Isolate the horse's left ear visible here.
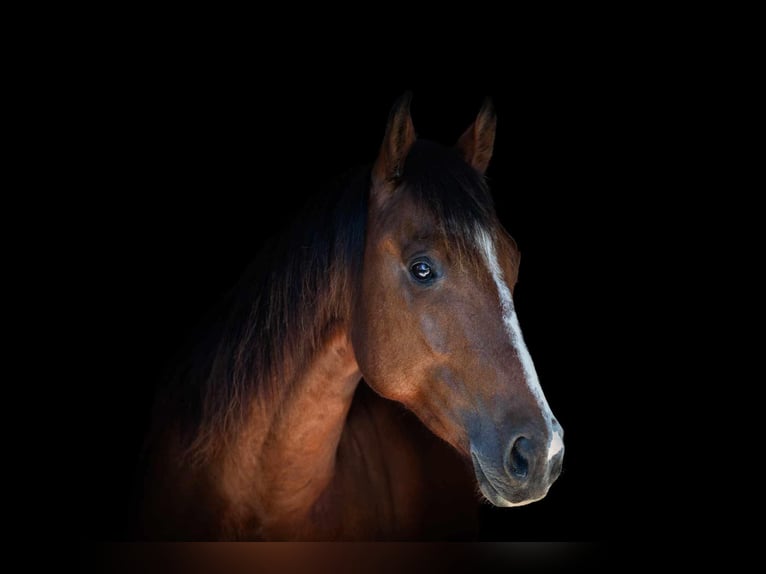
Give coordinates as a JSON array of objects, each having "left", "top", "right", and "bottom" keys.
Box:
[{"left": 456, "top": 98, "right": 496, "bottom": 175}]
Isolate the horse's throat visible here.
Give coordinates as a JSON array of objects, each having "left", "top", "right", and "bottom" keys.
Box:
[{"left": 334, "top": 383, "right": 478, "bottom": 538}]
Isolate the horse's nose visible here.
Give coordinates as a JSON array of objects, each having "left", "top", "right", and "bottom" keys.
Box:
[
  {"left": 503, "top": 423, "right": 564, "bottom": 483},
  {"left": 505, "top": 436, "right": 534, "bottom": 480}
]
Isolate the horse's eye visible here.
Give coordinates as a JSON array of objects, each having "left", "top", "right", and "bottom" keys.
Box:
[{"left": 410, "top": 261, "right": 434, "bottom": 282}]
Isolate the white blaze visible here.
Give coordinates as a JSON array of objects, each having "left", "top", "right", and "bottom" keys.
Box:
[
  {"left": 474, "top": 227, "right": 559, "bottom": 453},
  {"left": 547, "top": 430, "right": 564, "bottom": 461}
]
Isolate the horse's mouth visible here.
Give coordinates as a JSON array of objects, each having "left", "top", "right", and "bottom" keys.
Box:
[{"left": 470, "top": 451, "right": 544, "bottom": 508}]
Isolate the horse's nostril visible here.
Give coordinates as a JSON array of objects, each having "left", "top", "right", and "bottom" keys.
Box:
[{"left": 508, "top": 437, "right": 530, "bottom": 479}]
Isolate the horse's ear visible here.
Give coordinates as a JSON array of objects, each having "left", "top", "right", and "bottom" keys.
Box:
[
  {"left": 456, "top": 97, "right": 496, "bottom": 175},
  {"left": 372, "top": 92, "right": 416, "bottom": 195}
]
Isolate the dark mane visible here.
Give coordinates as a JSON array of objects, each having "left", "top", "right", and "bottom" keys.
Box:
[{"left": 156, "top": 139, "right": 498, "bottom": 462}]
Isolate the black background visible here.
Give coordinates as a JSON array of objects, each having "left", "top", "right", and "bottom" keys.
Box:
[{"left": 78, "top": 75, "right": 651, "bottom": 543}]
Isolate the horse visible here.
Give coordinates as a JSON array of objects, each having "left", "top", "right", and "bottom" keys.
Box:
[{"left": 137, "top": 93, "right": 565, "bottom": 540}]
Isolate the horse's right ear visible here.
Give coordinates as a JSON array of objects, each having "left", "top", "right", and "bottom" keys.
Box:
[
  {"left": 456, "top": 97, "right": 496, "bottom": 175},
  {"left": 371, "top": 92, "right": 416, "bottom": 199}
]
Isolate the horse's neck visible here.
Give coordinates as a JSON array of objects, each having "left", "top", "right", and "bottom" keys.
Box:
[
  {"left": 204, "top": 327, "right": 475, "bottom": 540},
  {"left": 220, "top": 326, "right": 361, "bottom": 536}
]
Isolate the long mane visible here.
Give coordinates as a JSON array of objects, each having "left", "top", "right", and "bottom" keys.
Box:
[{"left": 152, "top": 140, "right": 498, "bottom": 463}]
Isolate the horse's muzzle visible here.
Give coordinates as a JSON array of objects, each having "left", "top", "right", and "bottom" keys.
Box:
[{"left": 470, "top": 420, "right": 564, "bottom": 507}]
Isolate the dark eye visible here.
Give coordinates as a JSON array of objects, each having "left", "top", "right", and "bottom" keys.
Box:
[{"left": 410, "top": 260, "right": 435, "bottom": 283}]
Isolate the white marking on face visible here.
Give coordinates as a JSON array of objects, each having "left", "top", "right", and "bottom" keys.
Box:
[
  {"left": 474, "top": 227, "right": 556, "bottom": 427},
  {"left": 547, "top": 430, "right": 564, "bottom": 461}
]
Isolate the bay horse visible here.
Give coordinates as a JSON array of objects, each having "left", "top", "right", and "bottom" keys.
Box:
[{"left": 138, "top": 94, "right": 564, "bottom": 540}]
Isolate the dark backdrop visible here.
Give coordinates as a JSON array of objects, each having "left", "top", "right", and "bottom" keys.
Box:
[{"left": 80, "top": 82, "right": 635, "bottom": 543}]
